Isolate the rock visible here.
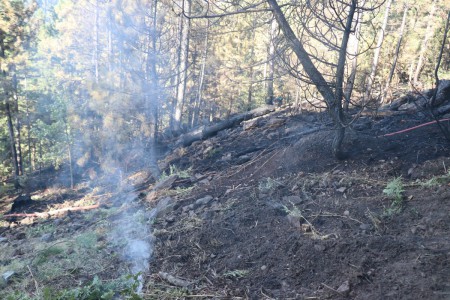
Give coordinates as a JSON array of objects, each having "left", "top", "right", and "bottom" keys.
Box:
[
  {"left": 53, "top": 218, "right": 63, "bottom": 226},
  {"left": 336, "top": 187, "right": 347, "bottom": 193},
  {"left": 314, "top": 244, "right": 326, "bottom": 252},
  {"left": 359, "top": 223, "right": 371, "bottom": 231},
  {"left": 343, "top": 210, "right": 350, "bottom": 216},
  {"left": 0, "top": 237, "right": 7, "bottom": 243},
  {"left": 198, "top": 178, "right": 210, "bottom": 185},
  {"left": 195, "top": 195, "right": 213, "bottom": 207},
  {"left": 261, "top": 265, "right": 267, "bottom": 271},
  {"left": 154, "top": 175, "right": 179, "bottom": 191},
  {"left": 1, "top": 271, "right": 15, "bottom": 287},
  {"left": 337, "top": 280, "right": 351, "bottom": 295},
  {"left": 20, "top": 217, "right": 34, "bottom": 226},
  {"left": 267, "top": 117, "right": 286, "bottom": 128},
  {"left": 435, "top": 79, "right": 450, "bottom": 106},
  {"left": 243, "top": 117, "right": 264, "bottom": 130},
  {"left": 282, "top": 195, "right": 303, "bottom": 204},
  {"left": 154, "top": 197, "right": 175, "bottom": 218},
  {"left": 40, "top": 233, "right": 53, "bottom": 243},
  {"left": 182, "top": 204, "right": 195, "bottom": 213}
]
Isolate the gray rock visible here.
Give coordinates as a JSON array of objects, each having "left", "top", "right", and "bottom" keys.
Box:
[
  {"left": 337, "top": 280, "right": 350, "bottom": 295},
  {"left": 1, "top": 271, "right": 15, "bottom": 286},
  {"left": 195, "top": 195, "right": 213, "bottom": 207},
  {"left": 0, "top": 237, "right": 7, "bottom": 243},
  {"left": 282, "top": 195, "right": 303, "bottom": 204},
  {"left": 359, "top": 223, "right": 372, "bottom": 231},
  {"left": 40, "top": 233, "right": 53, "bottom": 243}
]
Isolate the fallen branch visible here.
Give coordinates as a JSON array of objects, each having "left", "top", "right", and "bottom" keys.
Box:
[
  {"left": 176, "top": 105, "right": 275, "bottom": 147},
  {"left": 3, "top": 204, "right": 100, "bottom": 219},
  {"left": 158, "top": 271, "right": 192, "bottom": 288}
]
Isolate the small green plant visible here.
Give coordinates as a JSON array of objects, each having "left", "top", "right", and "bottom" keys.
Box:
[
  {"left": 383, "top": 177, "right": 404, "bottom": 216},
  {"left": 418, "top": 171, "right": 450, "bottom": 187},
  {"left": 38, "top": 275, "right": 142, "bottom": 300},
  {"left": 35, "top": 246, "right": 65, "bottom": 265},
  {"left": 258, "top": 177, "right": 282, "bottom": 193},
  {"left": 282, "top": 204, "right": 302, "bottom": 218},
  {"left": 160, "top": 165, "right": 191, "bottom": 180},
  {"left": 223, "top": 269, "right": 249, "bottom": 279},
  {"left": 75, "top": 232, "right": 98, "bottom": 249}
]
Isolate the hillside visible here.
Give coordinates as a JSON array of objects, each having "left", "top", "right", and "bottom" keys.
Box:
[{"left": 1, "top": 102, "right": 449, "bottom": 299}]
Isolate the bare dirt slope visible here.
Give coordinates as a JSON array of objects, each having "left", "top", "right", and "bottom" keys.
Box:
[
  {"left": 1, "top": 107, "right": 449, "bottom": 299},
  {"left": 150, "top": 109, "right": 450, "bottom": 299}
]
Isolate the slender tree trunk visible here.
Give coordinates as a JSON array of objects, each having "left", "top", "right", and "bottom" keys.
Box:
[
  {"left": 193, "top": 21, "right": 209, "bottom": 127},
  {"left": 173, "top": 0, "right": 191, "bottom": 132},
  {"left": 25, "top": 75, "right": 32, "bottom": 173},
  {"left": 413, "top": 0, "right": 437, "bottom": 85},
  {"left": 12, "top": 74, "right": 23, "bottom": 175},
  {"left": 65, "top": 125, "right": 74, "bottom": 189},
  {"left": 5, "top": 99, "right": 20, "bottom": 188},
  {"left": 344, "top": 12, "right": 361, "bottom": 111},
  {"left": 144, "top": 0, "right": 161, "bottom": 179},
  {"left": 266, "top": 17, "right": 277, "bottom": 105},
  {"left": 94, "top": 0, "right": 99, "bottom": 83},
  {"left": 364, "top": 0, "right": 393, "bottom": 103},
  {"left": 267, "top": 0, "right": 355, "bottom": 158},
  {"left": 382, "top": 4, "right": 409, "bottom": 103}
]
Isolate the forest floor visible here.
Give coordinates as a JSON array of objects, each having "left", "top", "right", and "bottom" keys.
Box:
[{"left": 1, "top": 105, "right": 450, "bottom": 299}]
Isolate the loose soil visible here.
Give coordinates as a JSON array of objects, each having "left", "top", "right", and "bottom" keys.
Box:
[{"left": 1, "top": 107, "right": 449, "bottom": 299}]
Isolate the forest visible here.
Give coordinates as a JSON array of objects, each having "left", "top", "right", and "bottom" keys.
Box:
[{"left": 1, "top": 0, "right": 450, "bottom": 299}]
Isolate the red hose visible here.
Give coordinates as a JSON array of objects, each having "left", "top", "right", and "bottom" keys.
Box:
[{"left": 381, "top": 118, "right": 450, "bottom": 137}]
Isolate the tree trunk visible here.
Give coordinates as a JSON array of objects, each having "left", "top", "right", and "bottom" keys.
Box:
[
  {"left": 413, "top": 0, "right": 437, "bottom": 85},
  {"left": 5, "top": 100, "right": 20, "bottom": 189},
  {"left": 94, "top": 0, "right": 99, "bottom": 83},
  {"left": 144, "top": 0, "right": 161, "bottom": 179},
  {"left": 364, "top": 0, "right": 393, "bottom": 103},
  {"left": 267, "top": 0, "right": 354, "bottom": 158},
  {"left": 266, "top": 17, "right": 277, "bottom": 105},
  {"left": 382, "top": 4, "right": 408, "bottom": 103},
  {"left": 173, "top": 0, "right": 191, "bottom": 132},
  {"left": 12, "top": 74, "right": 23, "bottom": 175},
  {"left": 176, "top": 105, "right": 275, "bottom": 147},
  {"left": 192, "top": 20, "right": 209, "bottom": 127},
  {"left": 344, "top": 11, "right": 361, "bottom": 111}
]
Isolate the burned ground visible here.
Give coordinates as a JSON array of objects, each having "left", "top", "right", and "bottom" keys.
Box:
[{"left": 1, "top": 106, "right": 450, "bottom": 299}]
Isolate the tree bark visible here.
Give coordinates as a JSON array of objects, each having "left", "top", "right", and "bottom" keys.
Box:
[
  {"left": 267, "top": 0, "right": 355, "bottom": 158},
  {"left": 192, "top": 21, "right": 209, "bottom": 127},
  {"left": 266, "top": 17, "right": 277, "bottom": 105},
  {"left": 413, "top": 0, "right": 437, "bottom": 85},
  {"left": 382, "top": 4, "right": 408, "bottom": 103},
  {"left": 176, "top": 105, "right": 275, "bottom": 147},
  {"left": 12, "top": 74, "right": 23, "bottom": 175},
  {"left": 5, "top": 100, "right": 20, "bottom": 189},
  {"left": 173, "top": 0, "right": 191, "bottom": 132},
  {"left": 364, "top": 0, "right": 393, "bottom": 103},
  {"left": 344, "top": 11, "right": 361, "bottom": 111}
]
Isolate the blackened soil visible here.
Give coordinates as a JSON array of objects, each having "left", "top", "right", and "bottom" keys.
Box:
[{"left": 150, "top": 109, "right": 450, "bottom": 299}]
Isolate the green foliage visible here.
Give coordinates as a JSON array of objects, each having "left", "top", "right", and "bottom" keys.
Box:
[
  {"left": 383, "top": 177, "right": 405, "bottom": 216},
  {"left": 41, "top": 275, "right": 142, "bottom": 300},
  {"left": 418, "top": 171, "right": 450, "bottom": 188}
]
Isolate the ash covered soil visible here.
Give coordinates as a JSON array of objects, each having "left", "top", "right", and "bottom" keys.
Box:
[
  {"left": 150, "top": 108, "right": 450, "bottom": 299},
  {"left": 1, "top": 107, "right": 450, "bottom": 299}
]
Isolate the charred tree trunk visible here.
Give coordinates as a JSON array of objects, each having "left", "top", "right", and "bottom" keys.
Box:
[
  {"left": 12, "top": 74, "right": 23, "bottom": 175},
  {"left": 267, "top": 0, "right": 356, "bottom": 159},
  {"left": 344, "top": 12, "right": 361, "bottom": 111}
]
